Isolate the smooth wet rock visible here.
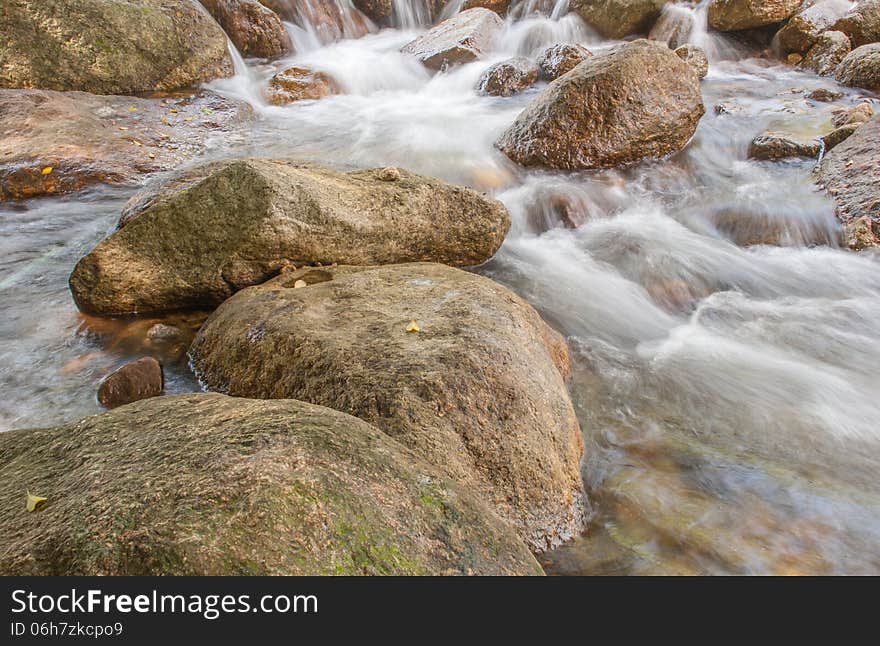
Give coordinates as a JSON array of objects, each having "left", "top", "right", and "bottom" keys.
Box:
[
  {"left": 834, "top": 43, "right": 880, "bottom": 90},
  {"left": 0, "top": 394, "right": 542, "bottom": 575},
  {"left": 711, "top": 204, "right": 839, "bottom": 247},
  {"left": 800, "top": 30, "right": 851, "bottom": 75},
  {"left": 266, "top": 67, "right": 340, "bottom": 105},
  {"left": 261, "top": 0, "right": 371, "bottom": 44},
  {"left": 806, "top": 87, "right": 843, "bottom": 101},
  {"left": 649, "top": 5, "right": 696, "bottom": 48},
  {"left": 820, "top": 123, "right": 859, "bottom": 150},
  {"left": 496, "top": 40, "right": 704, "bottom": 170},
  {"left": 69, "top": 159, "right": 511, "bottom": 316},
  {"left": 675, "top": 44, "right": 709, "bottom": 78},
  {"left": 199, "top": 0, "right": 292, "bottom": 59},
  {"left": 97, "top": 357, "right": 163, "bottom": 409},
  {"left": 190, "top": 263, "right": 587, "bottom": 552},
  {"left": 748, "top": 132, "right": 821, "bottom": 160},
  {"left": 401, "top": 8, "right": 503, "bottom": 70},
  {"left": 831, "top": 102, "right": 874, "bottom": 127},
  {"left": 536, "top": 43, "right": 593, "bottom": 80},
  {"left": 708, "top": 0, "right": 804, "bottom": 31},
  {"left": 0, "top": 89, "right": 249, "bottom": 202},
  {"left": 815, "top": 115, "right": 880, "bottom": 249},
  {"left": 476, "top": 57, "right": 540, "bottom": 96},
  {"left": 777, "top": 0, "right": 853, "bottom": 54},
  {"left": 569, "top": 0, "right": 667, "bottom": 39},
  {"left": 462, "top": 0, "right": 512, "bottom": 15},
  {"left": 832, "top": 0, "right": 880, "bottom": 48},
  {"left": 352, "top": 0, "right": 393, "bottom": 23},
  {"left": 0, "top": 0, "right": 232, "bottom": 94}
]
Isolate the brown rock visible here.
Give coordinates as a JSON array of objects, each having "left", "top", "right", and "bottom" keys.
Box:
[
  {"left": 675, "top": 44, "right": 709, "bottom": 78},
  {"left": 820, "top": 123, "right": 859, "bottom": 150},
  {"left": 805, "top": 87, "right": 843, "bottom": 101},
  {"left": 0, "top": 89, "right": 249, "bottom": 202},
  {"left": 570, "top": 0, "right": 667, "bottom": 39},
  {"left": 815, "top": 115, "right": 880, "bottom": 249},
  {"left": 400, "top": 8, "right": 504, "bottom": 70},
  {"left": 476, "top": 57, "right": 540, "bottom": 96},
  {"left": 190, "top": 263, "right": 587, "bottom": 552},
  {"left": 832, "top": 0, "right": 880, "bottom": 48},
  {"left": 199, "top": 0, "right": 292, "bottom": 59},
  {"left": 69, "top": 159, "right": 511, "bottom": 316},
  {"left": 708, "top": 0, "right": 804, "bottom": 31},
  {"left": 536, "top": 43, "right": 592, "bottom": 80},
  {"left": 649, "top": 4, "right": 696, "bottom": 48},
  {"left": 0, "top": 0, "right": 232, "bottom": 95},
  {"left": 261, "top": 0, "right": 371, "bottom": 44},
  {"left": 462, "top": 0, "right": 512, "bottom": 15},
  {"left": 352, "top": 0, "right": 393, "bottom": 23},
  {"left": 97, "top": 357, "right": 164, "bottom": 409},
  {"left": 496, "top": 40, "right": 704, "bottom": 170},
  {"left": 0, "top": 394, "right": 542, "bottom": 575},
  {"left": 748, "top": 132, "right": 821, "bottom": 160},
  {"left": 831, "top": 102, "right": 874, "bottom": 127},
  {"left": 266, "top": 67, "right": 340, "bottom": 105},
  {"left": 834, "top": 43, "right": 880, "bottom": 90},
  {"left": 800, "top": 30, "right": 851, "bottom": 75},
  {"left": 777, "top": 0, "right": 853, "bottom": 54}
]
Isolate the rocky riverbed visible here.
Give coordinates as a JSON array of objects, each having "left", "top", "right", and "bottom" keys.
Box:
[{"left": 1, "top": 0, "right": 879, "bottom": 575}]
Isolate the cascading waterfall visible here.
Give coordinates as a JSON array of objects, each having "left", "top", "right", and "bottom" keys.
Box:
[{"left": 392, "top": 0, "right": 438, "bottom": 29}]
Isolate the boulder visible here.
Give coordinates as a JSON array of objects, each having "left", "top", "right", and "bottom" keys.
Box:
[
  {"left": 69, "top": 159, "right": 511, "bottom": 316},
  {"left": 569, "top": 0, "right": 667, "bottom": 39},
  {"left": 476, "top": 57, "right": 540, "bottom": 96},
  {"left": 463, "top": 0, "right": 512, "bottom": 15},
  {"left": 261, "top": 0, "right": 371, "bottom": 44},
  {"left": 675, "top": 44, "right": 709, "bottom": 78},
  {"left": 831, "top": 102, "right": 874, "bottom": 127},
  {"left": 800, "top": 30, "right": 852, "bottom": 75},
  {"left": 97, "top": 357, "right": 164, "bottom": 409},
  {"left": 198, "top": 0, "right": 292, "bottom": 59},
  {"left": 0, "top": 0, "right": 232, "bottom": 95},
  {"left": 815, "top": 115, "right": 880, "bottom": 249},
  {"left": 496, "top": 40, "right": 704, "bottom": 170},
  {"left": 536, "top": 43, "right": 593, "bottom": 80},
  {"left": 708, "top": 0, "right": 804, "bottom": 32},
  {"left": 776, "top": 0, "right": 853, "bottom": 54},
  {"left": 266, "top": 67, "right": 340, "bottom": 105},
  {"left": 747, "top": 132, "right": 820, "bottom": 160},
  {"left": 190, "top": 263, "right": 587, "bottom": 552},
  {"left": 648, "top": 4, "right": 696, "bottom": 48},
  {"left": 806, "top": 87, "right": 843, "bottom": 101},
  {"left": 832, "top": 0, "right": 880, "bottom": 47},
  {"left": 834, "top": 43, "right": 880, "bottom": 90},
  {"left": 0, "top": 89, "right": 249, "bottom": 202},
  {"left": 0, "top": 394, "right": 542, "bottom": 575},
  {"left": 400, "top": 8, "right": 504, "bottom": 70},
  {"left": 820, "top": 123, "right": 859, "bottom": 149},
  {"left": 352, "top": 0, "right": 393, "bottom": 23}
]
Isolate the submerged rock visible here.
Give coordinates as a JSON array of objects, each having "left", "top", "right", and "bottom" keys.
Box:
[
  {"left": 352, "top": 0, "right": 393, "bottom": 23},
  {"left": 675, "top": 44, "right": 709, "bottom": 78},
  {"left": 476, "top": 57, "right": 540, "bottom": 96},
  {"left": 266, "top": 67, "right": 340, "bottom": 105},
  {"left": 649, "top": 4, "right": 696, "bottom": 48},
  {"left": 805, "top": 87, "right": 844, "bottom": 101},
  {"left": 401, "top": 8, "right": 503, "bottom": 70},
  {"left": 69, "top": 159, "right": 510, "bottom": 316},
  {"left": 0, "top": 394, "right": 542, "bottom": 575},
  {"left": 815, "top": 115, "right": 880, "bottom": 249},
  {"left": 708, "top": 0, "right": 804, "bottom": 31},
  {"left": 536, "top": 43, "right": 593, "bottom": 80},
  {"left": 198, "top": 0, "right": 292, "bottom": 59},
  {"left": 832, "top": 0, "right": 880, "bottom": 48},
  {"left": 0, "top": 0, "right": 232, "bottom": 94},
  {"left": 748, "top": 132, "right": 821, "bottom": 160},
  {"left": 97, "top": 357, "right": 164, "bottom": 409},
  {"left": 0, "top": 89, "right": 249, "bottom": 202},
  {"left": 261, "top": 0, "right": 371, "bottom": 44},
  {"left": 834, "top": 43, "right": 880, "bottom": 90},
  {"left": 569, "top": 0, "right": 666, "bottom": 39},
  {"left": 496, "top": 40, "right": 704, "bottom": 170},
  {"left": 777, "top": 0, "right": 853, "bottom": 54},
  {"left": 801, "top": 31, "right": 852, "bottom": 75},
  {"left": 190, "top": 263, "right": 587, "bottom": 552}
]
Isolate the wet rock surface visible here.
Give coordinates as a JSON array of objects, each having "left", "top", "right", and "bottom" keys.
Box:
[
  {"left": 834, "top": 43, "right": 880, "bottom": 90},
  {"left": 570, "top": 0, "right": 667, "bottom": 39},
  {"left": 777, "top": 0, "right": 853, "bottom": 54},
  {"left": 190, "top": 263, "right": 587, "bottom": 552},
  {"left": 708, "top": 0, "right": 804, "bottom": 31},
  {"left": 801, "top": 30, "right": 852, "bottom": 75},
  {"left": 96, "top": 357, "right": 164, "bottom": 409},
  {"left": 401, "top": 8, "right": 504, "bottom": 70},
  {"left": 536, "top": 43, "right": 593, "bottom": 80},
  {"left": 675, "top": 44, "right": 709, "bottom": 78},
  {"left": 198, "top": 0, "right": 292, "bottom": 59},
  {"left": 476, "top": 57, "right": 540, "bottom": 96},
  {"left": 266, "top": 67, "right": 340, "bottom": 105}
]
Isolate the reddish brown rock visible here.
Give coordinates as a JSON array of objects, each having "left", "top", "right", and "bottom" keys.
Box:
[
  {"left": 834, "top": 43, "right": 880, "bottom": 90},
  {"left": 401, "top": 8, "right": 504, "bottom": 70},
  {"left": 776, "top": 0, "right": 853, "bottom": 54},
  {"left": 675, "top": 44, "right": 709, "bottom": 78},
  {"left": 97, "top": 357, "right": 164, "bottom": 409},
  {"left": 536, "top": 43, "right": 592, "bottom": 80},
  {"left": 352, "top": 0, "right": 393, "bottom": 23},
  {"left": 708, "top": 0, "right": 804, "bottom": 31},
  {"left": 199, "top": 0, "right": 292, "bottom": 59},
  {"left": 266, "top": 67, "right": 340, "bottom": 105},
  {"left": 261, "top": 0, "right": 371, "bottom": 44},
  {"left": 649, "top": 5, "right": 696, "bottom": 48},
  {"left": 832, "top": 0, "right": 880, "bottom": 48},
  {"left": 462, "top": 0, "right": 512, "bottom": 15},
  {"left": 476, "top": 57, "right": 539, "bottom": 96},
  {"left": 570, "top": 0, "right": 667, "bottom": 39},
  {"left": 800, "top": 30, "right": 851, "bottom": 75}
]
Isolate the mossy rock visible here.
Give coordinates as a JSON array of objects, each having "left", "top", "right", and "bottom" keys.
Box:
[
  {"left": 0, "top": 0, "right": 232, "bottom": 94},
  {"left": 0, "top": 394, "right": 542, "bottom": 575}
]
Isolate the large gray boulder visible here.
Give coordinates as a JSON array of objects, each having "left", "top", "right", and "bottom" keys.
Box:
[
  {"left": 69, "top": 160, "right": 510, "bottom": 316},
  {"left": 0, "top": 0, "right": 232, "bottom": 94},
  {"left": 190, "top": 263, "right": 587, "bottom": 552},
  {"left": 0, "top": 394, "right": 542, "bottom": 575},
  {"left": 496, "top": 40, "right": 704, "bottom": 170}
]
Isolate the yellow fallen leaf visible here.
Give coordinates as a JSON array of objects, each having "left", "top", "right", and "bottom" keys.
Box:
[
  {"left": 118, "top": 126, "right": 128, "bottom": 131},
  {"left": 148, "top": 152, "right": 156, "bottom": 159},
  {"left": 41, "top": 166, "right": 53, "bottom": 175},
  {"left": 26, "top": 492, "right": 47, "bottom": 512},
  {"left": 169, "top": 108, "right": 178, "bottom": 113},
  {"left": 406, "top": 320, "right": 420, "bottom": 333},
  {"left": 160, "top": 117, "right": 168, "bottom": 124},
  {"left": 131, "top": 139, "right": 142, "bottom": 147},
  {"left": 127, "top": 106, "right": 137, "bottom": 111}
]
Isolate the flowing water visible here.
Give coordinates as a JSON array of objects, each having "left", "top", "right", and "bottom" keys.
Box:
[{"left": 2, "top": 2, "right": 879, "bottom": 574}]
